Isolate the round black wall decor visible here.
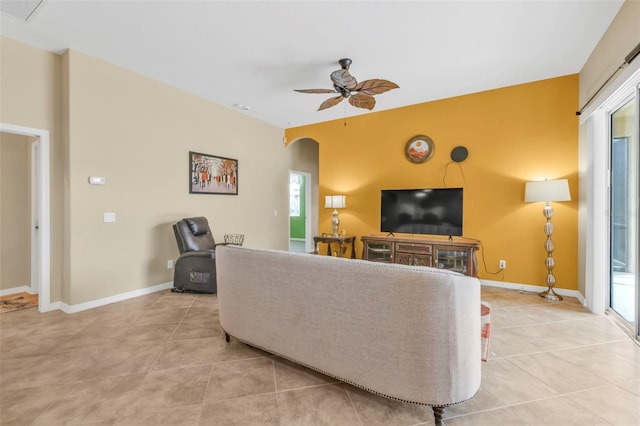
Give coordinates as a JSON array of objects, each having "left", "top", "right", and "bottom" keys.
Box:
[{"left": 450, "top": 146, "right": 468, "bottom": 162}]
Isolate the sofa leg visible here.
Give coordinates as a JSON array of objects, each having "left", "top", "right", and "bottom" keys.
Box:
[
  {"left": 433, "top": 406, "right": 444, "bottom": 425},
  {"left": 224, "top": 331, "right": 230, "bottom": 343}
]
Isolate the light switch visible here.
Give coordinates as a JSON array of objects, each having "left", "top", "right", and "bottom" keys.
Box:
[
  {"left": 103, "top": 212, "right": 116, "bottom": 223},
  {"left": 88, "top": 176, "right": 105, "bottom": 185}
]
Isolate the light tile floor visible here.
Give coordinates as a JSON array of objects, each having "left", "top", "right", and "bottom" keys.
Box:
[
  {"left": 0, "top": 286, "right": 638, "bottom": 425},
  {"left": 289, "top": 239, "right": 308, "bottom": 253}
]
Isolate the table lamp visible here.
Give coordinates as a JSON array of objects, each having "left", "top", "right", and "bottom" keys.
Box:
[{"left": 325, "top": 195, "right": 346, "bottom": 236}]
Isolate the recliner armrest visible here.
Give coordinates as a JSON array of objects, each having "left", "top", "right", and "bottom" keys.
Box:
[{"left": 177, "top": 250, "right": 215, "bottom": 260}]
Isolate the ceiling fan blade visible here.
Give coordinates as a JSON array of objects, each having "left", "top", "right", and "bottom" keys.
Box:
[
  {"left": 318, "top": 95, "right": 344, "bottom": 111},
  {"left": 294, "top": 89, "right": 337, "bottom": 94},
  {"left": 354, "top": 79, "right": 399, "bottom": 95},
  {"left": 348, "top": 93, "right": 376, "bottom": 111},
  {"left": 330, "top": 69, "right": 358, "bottom": 90}
]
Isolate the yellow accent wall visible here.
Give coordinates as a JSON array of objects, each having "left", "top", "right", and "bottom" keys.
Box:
[{"left": 286, "top": 75, "right": 579, "bottom": 290}]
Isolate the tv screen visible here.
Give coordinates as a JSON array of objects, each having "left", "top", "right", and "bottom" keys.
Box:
[{"left": 381, "top": 188, "right": 463, "bottom": 236}]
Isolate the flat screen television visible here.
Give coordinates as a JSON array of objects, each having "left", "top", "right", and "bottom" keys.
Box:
[{"left": 380, "top": 188, "right": 463, "bottom": 236}]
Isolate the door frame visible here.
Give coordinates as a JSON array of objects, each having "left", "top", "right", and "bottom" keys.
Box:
[
  {"left": 580, "top": 64, "right": 640, "bottom": 341},
  {"left": 31, "top": 137, "right": 40, "bottom": 296},
  {"left": 608, "top": 103, "right": 638, "bottom": 333},
  {"left": 0, "top": 123, "right": 51, "bottom": 312}
]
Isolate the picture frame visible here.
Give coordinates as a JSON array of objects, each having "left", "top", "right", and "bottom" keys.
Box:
[
  {"left": 404, "top": 135, "right": 435, "bottom": 163},
  {"left": 189, "top": 151, "right": 238, "bottom": 195}
]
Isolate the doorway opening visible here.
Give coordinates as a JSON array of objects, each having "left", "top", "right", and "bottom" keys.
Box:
[
  {"left": 289, "top": 170, "right": 312, "bottom": 253},
  {"left": 0, "top": 123, "right": 51, "bottom": 312}
]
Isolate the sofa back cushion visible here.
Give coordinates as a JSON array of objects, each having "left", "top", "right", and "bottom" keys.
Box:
[{"left": 216, "top": 245, "right": 481, "bottom": 407}]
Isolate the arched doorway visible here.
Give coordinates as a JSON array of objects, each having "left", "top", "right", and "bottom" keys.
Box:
[{"left": 285, "top": 137, "right": 319, "bottom": 254}]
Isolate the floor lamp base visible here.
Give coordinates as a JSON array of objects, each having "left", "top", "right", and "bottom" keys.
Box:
[{"left": 539, "top": 288, "right": 563, "bottom": 301}]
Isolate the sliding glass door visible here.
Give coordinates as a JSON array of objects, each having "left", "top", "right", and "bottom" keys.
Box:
[{"left": 609, "top": 95, "right": 639, "bottom": 337}]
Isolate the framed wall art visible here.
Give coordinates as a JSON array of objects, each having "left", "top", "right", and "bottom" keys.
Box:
[
  {"left": 404, "top": 135, "right": 435, "bottom": 163},
  {"left": 189, "top": 151, "right": 238, "bottom": 195}
]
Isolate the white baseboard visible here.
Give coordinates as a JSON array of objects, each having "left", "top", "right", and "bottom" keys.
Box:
[
  {"left": 23, "top": 278, "right": 587, "bottom": 313},
  {"left": 0, "top": 285, "right": 35, "bottom": 296},
  {"left": 57, "top": 282, "right": 174, "bottom": 314},
  {"left": 481, "top": 279, "right": 586, "bottom": 306}
]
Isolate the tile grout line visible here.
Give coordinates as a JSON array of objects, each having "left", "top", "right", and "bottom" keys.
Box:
[{"left": 342, "top": 383, "right": 366, "bottom": 426}]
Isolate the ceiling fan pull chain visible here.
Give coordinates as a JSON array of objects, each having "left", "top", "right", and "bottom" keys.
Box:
[{"left": 344, "top": 102, "right": 347, "bottom": 126}]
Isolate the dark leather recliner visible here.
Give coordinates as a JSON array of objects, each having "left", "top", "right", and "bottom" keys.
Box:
[{"left": 172, "top": 217, "right": 223, "bottom": 294}]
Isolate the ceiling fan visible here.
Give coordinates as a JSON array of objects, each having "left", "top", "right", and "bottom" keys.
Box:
[{"left": 295, "top": 58, "right": 399, "bottom": 111}]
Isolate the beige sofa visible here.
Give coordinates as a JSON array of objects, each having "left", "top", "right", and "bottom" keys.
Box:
[{"left": 216, "top": 245, "right": 481, "bottom": 424}]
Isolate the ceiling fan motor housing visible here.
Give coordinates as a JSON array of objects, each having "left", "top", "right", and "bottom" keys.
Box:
[{"left": 338, "top": 58, "right": 352, "bottom": 69}]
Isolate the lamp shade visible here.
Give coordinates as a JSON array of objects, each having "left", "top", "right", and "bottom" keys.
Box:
[
  {"left": 325, "top": 195, "right": 346, "bottom": 209},
  {"left": 524, "top": 179, "right": 571, "bottom": 202}
]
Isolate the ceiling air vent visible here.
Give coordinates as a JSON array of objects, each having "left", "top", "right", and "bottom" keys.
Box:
[{"left": 0, "top": 0, "right": 44, "bottom": 22}]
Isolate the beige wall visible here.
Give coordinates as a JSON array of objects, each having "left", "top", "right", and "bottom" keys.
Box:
[
  {"left": 63, "top": 49, "right": 288, "bottom": 304},
  {"left": 2, "top": 37, "right": 305, "bottom": 307},
  {"left": 0, "top": 36, "right": 63, "bottom": 302},
  {"left": 0, "top": 132, "right": 31, "bottom": 291},
  {"left": 579, "top": 0, "right": 640, "bottom": 107}
]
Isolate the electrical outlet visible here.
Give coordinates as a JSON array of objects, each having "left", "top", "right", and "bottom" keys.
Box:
[
  {"left": 499, "top": 259, "right": 506, "bottom": 269},
  {"left": 167, "top": 259, "right": 174, "bottom": 269}
]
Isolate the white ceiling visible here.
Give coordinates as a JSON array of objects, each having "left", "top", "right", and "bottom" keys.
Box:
[{"left": 0, "top": 0, "right": 624, "bottom": 129}]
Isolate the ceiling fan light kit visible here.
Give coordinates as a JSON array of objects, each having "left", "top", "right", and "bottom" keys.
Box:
[{"left": 295, "top": 58, "right": 399, "bottom": 112}]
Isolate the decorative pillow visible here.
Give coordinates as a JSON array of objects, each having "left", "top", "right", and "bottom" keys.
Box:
[
  {"left": 481, "top": 301, "right": 491, "bottom": 362},
  {"left": 185, "top": 217, "right": 209, "bottom": 236}
]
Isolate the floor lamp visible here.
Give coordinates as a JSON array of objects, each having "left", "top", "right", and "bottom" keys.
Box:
[
  {"left": 325, "top": 195, "right": 346, "bottom": 236},
  {"left": 524, "top": 179, "right": 571, "bottom": 301}
]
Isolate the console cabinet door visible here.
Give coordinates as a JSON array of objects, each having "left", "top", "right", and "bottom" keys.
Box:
[
  {"left": 395, "top": 252, "right": 413, "bottom": 265},
  {"left": 363, "top": 240, "right": 393, "bottom": 263},
  {"left": 395, "top": 252, "right": 432, "bottom": 266},
  {"left": 412, "top": 254, "right": 432, "bottom": 267},
  {"left": 434, "top": 247, "right": 471, "bottom": 275}
]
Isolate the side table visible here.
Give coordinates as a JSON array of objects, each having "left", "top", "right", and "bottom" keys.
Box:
[
  {"left": 224, "top": 234, "right": 244, "bottom": 246},
  {"left": 313, "top": 234, "right": 356, "bottom": 259}
]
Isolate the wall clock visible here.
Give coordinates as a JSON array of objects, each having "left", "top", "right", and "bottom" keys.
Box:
[{"left": 405, "top": 135, "right": 434, "bottom": 163}]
